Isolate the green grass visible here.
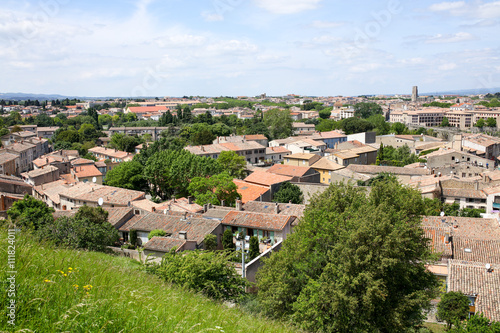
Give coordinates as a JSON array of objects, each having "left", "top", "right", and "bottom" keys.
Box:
[
  {"left": 0, "top": 228, "right": 299, "bottom": 332},
  {"left": 423, "top": 322, "right": 447, "bottom": 333}
]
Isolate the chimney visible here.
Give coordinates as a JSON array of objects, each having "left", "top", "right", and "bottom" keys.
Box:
[
  {"left": 236, "top": 199, "right": 242, "bottom": 211},
  {"left": 203, "top": 204, "right": 208, "bottom": 212},
  {"left": 444, "top": 232, "right": 450, "bottom": 244},
  {"left": 179, "top": 231, "right": 187, "bottom": 240},
  {"left": 183, "top": 211, "right": 188, "bottom": 220},
  {"left": 152, "top": 207, "right": 156, "bottom": 212},
  {"left": 259, "top": 194, "right": 262, "bottom": 202},
  {"left": 187, "top": 196, "right": 193, "bottom": 204},
  {"left": 221, "top": 200, "right": 225, "bottom": 207},
  {"left": 275, "top": 202, "right": 280, "bottom": 214}
]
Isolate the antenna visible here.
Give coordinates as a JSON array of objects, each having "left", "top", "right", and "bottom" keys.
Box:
[
  {"left": 92, "top": 177, "right": 97, "bottom": 183},
  {"left": 98, "top": 198, "right": 104, "bottom": 206}
]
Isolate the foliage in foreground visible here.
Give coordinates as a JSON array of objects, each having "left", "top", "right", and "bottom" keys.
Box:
[
  {"left": 146, "top": 250, "right": 248, "bottom": 302},
  {"left": 437, "top": 291, "right": 470, "bottom": 330},
  {"left": 257, "top": 180, "right": 439, "bottom": 333},
  {"left": 449, "top": 313, "right": 500, "bottom": 332},
  {"left": 0, "top": 228, "right": 297, "bottom": 333}
]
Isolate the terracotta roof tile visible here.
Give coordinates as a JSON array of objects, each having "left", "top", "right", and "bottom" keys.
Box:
[
  {"left": 233, "top": 179, "right": 270, "bottom": 203},
  {"left": 244, "top": 171, "right": 292, "bottom": 186},
  {"left": 221, "top": 211, "right": 294, "bottom": 231}
]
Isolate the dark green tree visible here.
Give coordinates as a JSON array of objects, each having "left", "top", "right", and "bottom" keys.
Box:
[
  {"left": 109, "top": 133, "right": 142, "bottom": 153},
  {"left": 437, "top": 291, "right": 470, "bottom": 330},
  {"left": 264, "top": 109, "right": 293, "bottom": 140},
  {"left": 217, "top": 151, "right": 246, "bottom": 179},
  {"left": 341, "top": 117, "right": 374, "bottom": 135},
  {"left": 130, "top": 229, "right": 138, "bottom": 247},
  {"left": 222, "top": 228, "right": 235, "bottom": 250},
  {"left": 486, "top": 117, "right": 497, "bottom": 128},
  {"left": 104, "top": 160, "right": 148, "bottom": 191},
  {"left": 257, "top": 180, "right": 438, "bottom": 332},
  {"left": 203, "top": 234, "right": 217, "bottom": 251},
  {"left": 249, "top": 236, "right": 260, "bottom": 260},
  {"left": 442, "top": 117, "right": 450, "bottom": 127},
  {"left": 353, "top": 102, "right": 383, "bottom": 118},
  {"left": 273, "top": 182, "right": 304, "bottom": 204},
  {"left": 8, "top": 195, "right": 54, "bottom": 230},
  {"left": 475, "top": 118, "right": 485, "bottom": 128},
  {"left": 188, "top": 172, "right": 241, "bottom": 206}
]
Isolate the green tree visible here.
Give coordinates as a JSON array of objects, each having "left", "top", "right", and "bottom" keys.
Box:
[
  {"left": 391, "top": 122, "right": 407, "bottom": 135},
  {"left": 475, "top": 118, "right": 485, "bottom": 128},
  {"left": 318, "top": 109, "right": 331, "bottom": 119},
  {"left": 442, "top": 117, "right": 450, "bottom": 127},
  {"left": 257, "top": 180, "right": 438, "bottom": 332},
  {"left": 353, "top": 102, "right": 383, "bottom": 118},
  {"left": 341, "top": 117, "right": 374, "bottom": 135},
  {"left": 109, "top": 133, "right": 142, "bottom": 153},
  {"left": 146, "top": 250, "right": 247, "bottom": 301},
  {"left": 249, "top": 236, "right": 260, "bottom": 260},
  {"left": 144, "top": 149, "right": 223, "bottom": 199},
  {"left": 188, "top": 172, "right": 241, "bottom": 206},
  {"left": 437, "top": 291, "right": 470, "bottom": 330},
  {"left": 222, "top": 228, "right": 235, "bottom": 250},
  {"left": 217, "top": 151, "right": 246, "bottom": 179},
  {"left": 486, "top": 117, "right": 497, "bottom": 128},
  {"left": 130, "top": 229, "right": 138, "bottom": 247},
  {"left": 368, "top": 114, "right": 390, "bottom": 135},
  {"left": 273, "top": 182, "right": 303, "bottom": 204},
  {"left": 38, "top": 206, "right": 119, "bottom": 252},
  {"left": 148, "top": 229, "right": 166, "bottom": 240},
  {"left": 204, "top": 234, "right": 217, "bottom": 251},
  {"left": 264, "top": 109, "right": 293, "bottom": 140},
  {"left": 8, "top": 195, "right": 54, "bottom": 230},
  {"left": 105, "top": 160, "right": 148, "bottom": 191}
]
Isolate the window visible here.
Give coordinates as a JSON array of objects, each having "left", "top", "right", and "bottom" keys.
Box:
[{"left": 302, "top": 160, "right": 306, "bottom": 165}]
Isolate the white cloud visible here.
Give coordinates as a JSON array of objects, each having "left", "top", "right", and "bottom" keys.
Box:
[
  {"left": 349, "top": 63, "right": 382, "bottom": 73},
  {"left": 429, "top": 1, "right": 465, "bottom": 12},
  {"left": 310, "top": 20, "right": 344, "bottom": 29},
  {"left": 155, "top": 33, "right": 207, "bottom": 48},
  {"left": 201, "top": 12, "right": 224, "bottom": 22},
  {"left": 438, "top": 63, "right": 457, "bottom": 71},
  {"left": 425, "top": 32, "right": 475, "bottom": 43},
  {"left": 253, "top": 0, "right": 322, "bottom": 14},
  {"left": 206, "top": 40, "right": 258, "bottom": 54},
  {"left": 429, "top": 1, "right": 500, "bottom": 19}
]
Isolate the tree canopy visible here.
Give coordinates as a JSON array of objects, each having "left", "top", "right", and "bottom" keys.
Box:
[
  {"left": 217, "top": 151, "right": 246, "bottom": 179},
  {"left": 8, "top": 195, "right": 54, "bottom": 230},
  {"left": 272, "top": 182, "right": 304, "bottom": 204},
  {"left": 353, "top": 102, "right": 383, "bottom": 119},
  {"left": 437, "top": 291, "right": 470, "bottom": 330},
  {"left": 257, "top": 180, "right": 438, "bottom": 332},
  {"left": 104, "top": 160, "right": 148, "bottom": 192},
  {"left": 188, "top": 172, "right": 241, "bottom": 206},
  {"left": 264, "top": 109, "right": 293, "bottom": 140}
]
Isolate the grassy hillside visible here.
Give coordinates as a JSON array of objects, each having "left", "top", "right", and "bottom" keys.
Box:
[{"left": 0, "top": 228, "right": 298, "bottom": 332}]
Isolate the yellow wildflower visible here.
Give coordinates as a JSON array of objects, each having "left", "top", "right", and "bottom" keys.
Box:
[
  {"left": 68, "top": 267, "right": 73, "bottom": 270},
  {"left": 73, "top": 284, "right": 79, "bottom": 289},
  {"left": 83, "top": 285, "right": 93, "bottom": 291},
  {"left": 44, "top": 279, "right": 51, "bottom": 283},
  {"left": 63, "top": 274, "right": 67, "bottom": 277},
  {"left": 57, "top": 270, "right": 64, "bottom": 274}
]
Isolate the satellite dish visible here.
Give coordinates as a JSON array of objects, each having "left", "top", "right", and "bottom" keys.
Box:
[
  {"left": 92, "top": 177, "right": 97, "bottom": 183},
  {"left": 98, "top": 198, "right": 104, "bottom": 206},
  {"left": 486, "top": 263, "right": 491, "bottom": 269},
  {"left": 163, "top": 209, "right": 167, "bottom": 215},
  {"left": 440, "top": 211, "right": 445, "bottom": 217}
]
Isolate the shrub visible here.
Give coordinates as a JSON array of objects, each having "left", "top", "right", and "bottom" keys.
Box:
[
  {"left": 148, "top": 229, "right": 166, "bottom": 240},
  {"left": 130, "top": 229, "right": 138, "bottom": 247},
  {"left": 147, "top": 250, "right": 247, "bottom": 301},
  {"left": 203, "top": 234, "right": 217, "bottom": 251},
  {"left": 437, "top": 291, "right": 470, "bottom": 330},
  {"left": 222, "top": 228, "right": 235, "bottom": 250},
  {"left": 249, "top": 236, "right": 259, "bottom": 260}
]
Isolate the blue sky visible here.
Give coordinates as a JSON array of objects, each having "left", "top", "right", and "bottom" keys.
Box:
[{"left": 1, "top": 0, "right": 499, "bottom": 97}]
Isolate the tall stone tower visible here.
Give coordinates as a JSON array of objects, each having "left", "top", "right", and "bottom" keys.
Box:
[{"left": 411, "top": 86, "right": 418, "bottom": 102}]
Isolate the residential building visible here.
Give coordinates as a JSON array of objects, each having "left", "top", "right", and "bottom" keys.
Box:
[
  {"left": 70, "top": 164, "right": 103, "bottom": 184},
  {"left": 37, "top": 127, "right": 59, "bottom": 139},
  {"left": 326, "top": 140, "right": 378, "bottom": 166},
  {"left": 221, "top": 210, "right": 295, "bottom": 245},
  {"left": 284, "top": 153, "right": 321, "bottom": 166},
  {"left": 292, "top": 122, "right": 315, "bottom": 135},
  {"left": 267, "top": 164, "right": 320, "bottom": 183},
  {"left": 232, "top": 179, "right": 271, "bottom": 203},
  {"left": 311, "top": 157, "right": 345, "bottom": 184},
  {"left": 118, "top": 212, "right": 222, "bottom": 249},
  {"left": 88, "top": 147, "right": 134, "bottom": 163},
  {"left": 21, "top": 165, "right": 60, "bottom": 186},
  {"left": 244, "top": 171, "right": 293, "bottom": 197},
  {"left": 424, "top": 148, "right": 494, "bottom": 171},
  {"left": 0, "top": 151, "right": 19, "bottom": 176},
  {"left": 265, "top": 146, "right": 291, "bottom": 164},
  {"left": 462, "top": 133, "right": 500, "bottom": 160},
  {"left": 441, "top": 188, "right": 487, "bottom": 210},
  {"left": 305, "top": 131, "right": 347, "bottom": 149},
  {"left": 107, "top": 127, "right": 170, "bottom": 141}
]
